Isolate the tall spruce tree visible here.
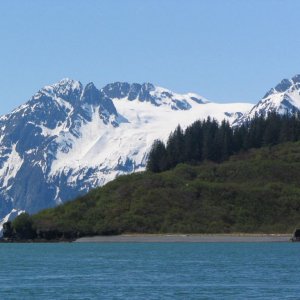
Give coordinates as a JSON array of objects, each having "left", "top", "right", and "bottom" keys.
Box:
[{"left": 146, "top": 140, "right": 168, "bottom": 172}]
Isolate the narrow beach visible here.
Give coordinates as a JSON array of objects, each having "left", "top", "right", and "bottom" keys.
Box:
[{"left": 75, "top": 234, "right": 291, "bottom": 243}]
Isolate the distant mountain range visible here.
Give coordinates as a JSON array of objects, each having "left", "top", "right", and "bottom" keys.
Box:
[{"left": 0, "top": 74, "right": 299, "bottom": 233}]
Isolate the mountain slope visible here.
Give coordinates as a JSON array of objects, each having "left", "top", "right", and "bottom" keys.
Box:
[{"left": 0, "top": 79, "right": 252, "bottom": 224}]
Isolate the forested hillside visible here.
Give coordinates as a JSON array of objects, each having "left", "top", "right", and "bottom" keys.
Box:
[{"left": 4, "top": 141, "right": 300, "bottom": 240}]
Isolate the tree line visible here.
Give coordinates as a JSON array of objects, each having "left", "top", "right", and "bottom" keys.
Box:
[{"left": 146, "top": 111, "right": 300, "bottom": 172}]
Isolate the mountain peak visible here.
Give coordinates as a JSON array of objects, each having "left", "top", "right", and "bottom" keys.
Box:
[
  {"left": 292, "top": 74, "right": 300, "bottom": 84},
  {"left": 233, "top": 73, "right": 300, "bottom": 126},
  {"left": 58, "top": 77, "right": 80, "bottom": 85},
  {"left": 85, "top": 82, "right": 97, "bottom": 90},
  {"left": 263, "top": 74, "right": 300, "bottom": 99},
  {"left": 274, "top": 78, "right": 293, "bottom": 93},
  {"left": 40, "top": 78, "right": 82, "bottom": 97},
  {"left": 101, "top": 81, "right": 209, "bottom": 110}
]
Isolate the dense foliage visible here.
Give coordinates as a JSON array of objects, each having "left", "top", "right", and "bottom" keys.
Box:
[
  {"left": 5, "top": 142, "right": 300, "bottom": 240},
  {"left": 3, "top": 213, "right": 36, "bottom": 240},
  {"left": 147, "top": 112, "right": 300, "bottom": 172}
]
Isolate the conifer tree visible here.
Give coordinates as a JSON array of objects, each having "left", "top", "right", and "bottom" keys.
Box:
[{"left": 146, "top": 140, "right": 168, "bottom": 172}]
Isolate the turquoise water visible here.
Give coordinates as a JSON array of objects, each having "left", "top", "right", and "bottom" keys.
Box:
[{"left": 0, "top": 243, "right": 299, "bottom": 299}]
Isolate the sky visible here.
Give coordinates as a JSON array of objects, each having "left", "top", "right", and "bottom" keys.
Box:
[{"left": 0, "top": 0, "right": 300, "bottom": 114}]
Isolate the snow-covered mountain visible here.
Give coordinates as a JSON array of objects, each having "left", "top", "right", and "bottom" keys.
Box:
[
  {"left": 233, "top": 74, "right": 300, "bottom": 126},
  {"left": 0, "top": 78, "right": 253, "bottom": 228}
]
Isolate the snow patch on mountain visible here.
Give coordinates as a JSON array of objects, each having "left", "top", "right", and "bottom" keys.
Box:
[{"left": 0, "top": 144, "right": 23, "bottom": 189}]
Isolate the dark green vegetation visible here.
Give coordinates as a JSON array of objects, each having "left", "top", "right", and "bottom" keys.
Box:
[
  {"left": 147, "top": 112, "right": 300, "bottom": 172},
  {"left": 4, "top": 141, "right": 300, "bottom": 240}
]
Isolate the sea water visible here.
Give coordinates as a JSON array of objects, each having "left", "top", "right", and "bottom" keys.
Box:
[{"left": 0, "top": 243, "right": 299, "bottom": 299}]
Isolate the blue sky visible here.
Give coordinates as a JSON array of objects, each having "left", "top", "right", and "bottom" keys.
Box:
[{"left": 0, "top": 0, "right": 300, "bottom": 114}]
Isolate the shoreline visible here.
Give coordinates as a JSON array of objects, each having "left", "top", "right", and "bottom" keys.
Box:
[{"left": 75, "top": 233, "right": 292, "bottom": 243}]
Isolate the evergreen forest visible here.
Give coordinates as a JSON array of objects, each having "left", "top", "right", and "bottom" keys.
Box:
[{"left": 147, "top": 112, "right": 300, "bottom": 172}]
